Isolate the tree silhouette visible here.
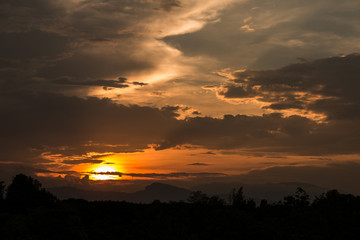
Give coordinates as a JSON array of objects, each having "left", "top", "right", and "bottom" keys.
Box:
[
  {"left": 229, "top": 187, "right": 246, "bottom": 207},
  {"left": 0, "top": 181, "right": 5, "bottom": 201},
  {"left": 188, "top": 191, "right": 210, "bottom": 204},
  {"left": 1, "top": 175, "right": 360, "bottom": 240},
  {"left": 6, "top": 174, "right": 57, "bottom": 208},
  {"left": 283, "top": 187, "right": 310, "bottom": 207}
]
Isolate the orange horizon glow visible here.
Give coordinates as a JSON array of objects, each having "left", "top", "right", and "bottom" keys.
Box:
[{"left": 39, "top": 148, "right": 353, "bottom": 182}]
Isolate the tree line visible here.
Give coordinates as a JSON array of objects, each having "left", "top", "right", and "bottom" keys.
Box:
[{"left": 1, "top": 174, "right": 360, "bottom": 240}]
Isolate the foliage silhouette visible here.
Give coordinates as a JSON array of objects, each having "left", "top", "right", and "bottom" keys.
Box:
[
  {"left": 6, "top": 174, "right": 57, "bottom": 209},
  {"left": 229, "top": 186, "right": 245, "bottom": 207},
  {"left": 188, "top": 191, "right": 209, "bottom": 204},
  {"left": 1, "top": 174, "right": 360, "bottom": 239},
  {"left": 188, "top": 191, "right": 225, "bottom": 207},
  {"left": 283, "top": 187, "right": 310, "bottom": 207},
  {"left": 229, "top": 187, "right": 256, "bottom": 210},
  {"left": 0, "top": 181, "right": 4, "bottom": 201}
]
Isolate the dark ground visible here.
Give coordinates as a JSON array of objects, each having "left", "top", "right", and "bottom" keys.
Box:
[{"left": 1, "top": 174, "right": 360, "bottom": 240}]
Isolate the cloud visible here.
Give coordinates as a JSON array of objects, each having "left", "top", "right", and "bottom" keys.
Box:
[
  {"left": 0, "top": 91, "right": 181, "bottom": 163},
  {"left": 202, "top": 151, "right": 215, "bottom": 155},
  {"left": 132, "top": 81, "right": 148, "bottom": 86},
  {"left": 0, "top": 0, "right": 235, "bottom": 98},
  {"left": 87, "top": 171, "right": 122, "bottom": 177},
  {"left": 122, "top": 172, "right": 225, "bottom": 179},
  {"left": 219, "top": 54, "right": 360, "bottom": 120},
  {"left": 156, "top": 113, "right": 326, "bottom": 154},
  {"left": 1, "top": 0, "right": 360, "bottom": 191},
  {"left": 80, "top": 171, "right": 225, "bottom": 179},
  {"left": 2, "top": 53, "right": 360, "bottom": 174},
  {"left": 164, "top": 0, "right": 360, "bottom": 70},
  {"left": 156, "top": 61, "right": 360, "bottom": 155},
  {"left": 156, "top": 0, "right": 181, "bottom": 12},
  {"left": 51, "top": 77, "right": 148, "bottom": 89},
  {"left": 53, "top": 78, "right": 129, "bottom": 89},
  {"left": 188, "top": 163, "right": 210, "bottom": 166},
  {"left": 62, "top": 159, "right": 104, "bottom": 165}
]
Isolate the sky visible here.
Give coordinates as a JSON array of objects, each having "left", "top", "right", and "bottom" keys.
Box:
[{"left": 1, "top": 0, "right": 360, "bottom": 194}]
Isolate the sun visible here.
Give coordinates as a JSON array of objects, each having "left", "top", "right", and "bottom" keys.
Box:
[{"left": 90, "top": 165, "right": 121, "bottom": 180}]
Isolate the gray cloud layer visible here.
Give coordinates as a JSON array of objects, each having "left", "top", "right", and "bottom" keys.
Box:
[
  {"left": 2, "top": 54, "right": 360, "bottom": 165},
  {"left": 0, "top": 0, "right": 167, "bottom": 94},
  {"left": 156, "top": 54, "right": 360, "bottom": 155},
  {"left": 0, "top": 91, "right": 181, "bottom": 163},
  {"left": 1, "top": 0, "right": 360, "bottom": 191},
  {"left": 164, "top": 0, "right": 360, "bottom": 69}
]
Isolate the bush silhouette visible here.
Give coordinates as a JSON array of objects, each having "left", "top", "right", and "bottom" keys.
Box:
[{"left": 0, "top": 181, "right": 4, "bottom": 201}]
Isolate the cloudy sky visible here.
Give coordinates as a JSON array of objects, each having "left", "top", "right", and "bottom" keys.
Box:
[{"left": 1, "top": 0, "right": 360, "bottom": 193}]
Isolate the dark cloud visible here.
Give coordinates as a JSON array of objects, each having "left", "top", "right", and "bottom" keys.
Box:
[
  {"left": 81, "top": 171, "right": 225, "bottom": 179},
  {"left": 150, "top": 91, "right": 167, "bottom": 97},
  {"left": 51, "top": 76, "right": 148, "bottom": 89},
  {"left": 37, "top": 46, "right": 155, "bottom": 81},
  {"left": 157, "top": 0, "right": 181, "bottom": 11},
  {"left": 309, "top": 157, "right": 332, "bottom": 161},
  {"left": 202, "top": 151, "right": 215, "bottom": 155},
  {"left": 263, "top": 101, "right": 305, "bottom": 110},
  {"left": 0, "top": 91, "right": 181, "bottom": 162},
  {"left": 157, "top": 109, "right": 360, "bottom": 155},
  {"left": 117, "top": 77, "right": 128, "bottom": 83},
  {"left": 132, "top": 81, "right": 148, "bottom": 86},
  {"left": 157, "top": 113, "right": 315, "bottom": 151},
  {"left": 161, "top": 105, "right": 181, "bottom": 117},
  {"left": 87, "top": 171, "right": 122, "bottom": 177},
  {"left": 0, "top": 30, "right": 71, "bottom": 60},
  {"left": 188, "top": 163, "right": 210, "bottom": 166},
  {"left": 0, "top": 0, "right": 184, "bottom": 94},
  {"left": 219, "top": 54, "right": 360, "bottom": 120},
  {"left": 62, "top": 159, "right": 104, "bottom": 165},
  {"left": 0, "top": 0, "right": 66, "bottom": 33},
  {"left": 53, "top": 78, "right": 129, "bottom": 89},
  {"left": 123, "top": 172, "right": 225, "bottom": 179}
]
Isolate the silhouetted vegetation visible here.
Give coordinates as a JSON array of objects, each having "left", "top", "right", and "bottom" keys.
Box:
[
  {"left": 0, "top": 181, "right": 4, "bottom": 201},
  {"left": 5, "top": 174, "right": 57, "bottom": 210},
  {"left": 1, "top": 174, "right": 360, "bottom": 239}
]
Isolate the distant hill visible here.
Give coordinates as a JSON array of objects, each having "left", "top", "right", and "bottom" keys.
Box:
[
  {"left": 49, "top": 181, "right": 327, "bottom": 203},
  {"left": 49, "top": 182, "right": 191, "bottom": 203}
]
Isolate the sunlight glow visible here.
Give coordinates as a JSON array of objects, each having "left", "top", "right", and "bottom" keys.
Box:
[{"left": 90, "top": 165, "right": 121, "bottom": 181}]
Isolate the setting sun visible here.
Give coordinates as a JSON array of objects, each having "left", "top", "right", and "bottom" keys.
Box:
[{"left": 90, "top": 165, "right": 121, "bottom": 181}]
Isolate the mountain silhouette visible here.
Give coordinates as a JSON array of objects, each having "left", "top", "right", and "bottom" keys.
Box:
[
  {"left": 49, "top": 182, "right": 191, "bottom": 203},
  {"left": 49, "top": 181, "right": 326, "bottom": 203}
]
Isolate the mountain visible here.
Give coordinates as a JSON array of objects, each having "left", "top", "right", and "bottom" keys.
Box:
[
  {"left": 49, "top": 181, "right": 327, "bottom": 203},
  {"left": 48, "top": 182, "right": 191, "bottom": 203},
  {"left": 128, "top": 182, "right": 191, "bottom": 203}
]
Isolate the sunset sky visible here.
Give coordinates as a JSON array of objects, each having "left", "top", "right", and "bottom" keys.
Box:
[{"left": 1, "top": 0, "right": 360, "bottom": 194}]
